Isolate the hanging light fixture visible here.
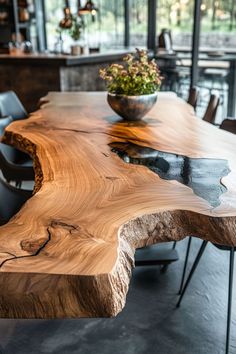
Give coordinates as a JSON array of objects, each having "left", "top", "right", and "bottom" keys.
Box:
[
  {"left": 59, "top": 0, "right": 73, "bottom": 29},
  {"left": 78, "top": 0, "right": 98, "bottom": 15}
]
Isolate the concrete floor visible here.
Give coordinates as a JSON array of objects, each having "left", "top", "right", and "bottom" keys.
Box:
[{"left": 0, "top": 237, "right": 235, "bottom": 354}]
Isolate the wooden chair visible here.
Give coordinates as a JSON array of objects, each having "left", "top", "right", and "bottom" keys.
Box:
[
  {"left": 202, "top": 93, "right": 220, "bottom": 124},
  {"left": 220, "top": 118, "right": 236, "bottom": 134},
  {"left": 0, "top": 176, "right": 32, "bottom": 225},
  {"left": 187, "top": 86, "right": 199, "bottom": 111},
  {"left": 176, "top": 117, "right": 236, "bottom": 354}
]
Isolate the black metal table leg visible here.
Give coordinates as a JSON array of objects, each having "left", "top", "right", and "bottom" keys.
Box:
[
  {"left": 226, "top": 247, "right": 234, "bottom": 354},
  {"left": 178, "top": 237, "right": 192, "bottom": 295},
  {"left": 176, "top": 240, "right": 208, "bottom": 307}
]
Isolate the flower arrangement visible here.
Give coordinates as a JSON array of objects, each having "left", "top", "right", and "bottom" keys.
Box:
[{"left": 99, "top": 49, "right": 162, "bottom": 96}]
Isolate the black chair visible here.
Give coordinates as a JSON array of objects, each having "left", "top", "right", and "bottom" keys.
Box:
[
  {"left": 0, "top": 176, "right": 32, "bottom": 225},
  {"left": 0, "top": 148, "right": 34, "bottom": 187},
  {"left": 0, "top": 91, "right": 28, "bottom": 120},
  {"left": 135, "top": 244, "right": 179, "bottom": 272},
  {"left": 176, "top": 118, "right": 236, "bottom": 354},
  {"left": 0, "top": 117, "right": 34, "bottom": 187},
  {"left": 0, "top": 91, "right": 31, "bottom": 165},
  {"left": 176, "top": 241, "right": 235, "bottom": 354}
]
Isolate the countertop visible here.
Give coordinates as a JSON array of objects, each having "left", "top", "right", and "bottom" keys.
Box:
[{"left": 0, "top": 49, "right": 135, "bottom": 66}]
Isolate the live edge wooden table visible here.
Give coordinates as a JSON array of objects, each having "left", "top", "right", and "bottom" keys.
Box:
[{"left": 1, "top": 92, "right": 236, "bottom": 319}]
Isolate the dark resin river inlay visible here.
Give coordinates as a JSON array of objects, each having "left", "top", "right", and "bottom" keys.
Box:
[{"left": 109, "top": 142, "right": 231, "bottom": 208}]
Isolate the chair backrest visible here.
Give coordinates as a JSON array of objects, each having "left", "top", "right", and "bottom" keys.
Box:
[
  {"left": 0, "top": 146, "right": 34, "bottom": 183},
  {"left": 0, "top": 115, "right": 13, "bottom": 136},
  {"left": 158, "top": 29, "right": 173, "bottom": 52},
  {"left": 0, "top": 177, "right": 32, "bottom": 225},
  {"left": 220, "top": 118, "right": 236, "bottom": 134},
  {"left": 0, "top": 91, "right": 28, "bottom": 121},
  {"left": 202, "top": 94, "right": 220, "bottom": 124},
  {"left": 187, "top": 86, "right": 199, "bottom": 111},
  {"left": 0, "top": 149, "right": 10, "bottom": 182}
]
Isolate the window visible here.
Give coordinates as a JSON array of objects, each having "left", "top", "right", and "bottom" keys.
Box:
[
  {"left": 44, "top": 0, "right": 125, "bottom": 52},
  {"left": 95, "top": 0, "right": 124, "bottom": 48},
  {"left": 129, "top": 0, "right": 148, "bottom": 47},
  {"left": 44, "top": 0, "right": 65, "bottom": 51},
  {"left": 200, "top": 0, "right": 236, "bottom": 49},
  {"left": 157, "top": 0, "right": 194, "bottom": 48}
]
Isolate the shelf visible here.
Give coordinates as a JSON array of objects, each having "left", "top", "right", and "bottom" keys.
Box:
[{"left": 0, "top": 0, "right": 46, "bottom": 51}]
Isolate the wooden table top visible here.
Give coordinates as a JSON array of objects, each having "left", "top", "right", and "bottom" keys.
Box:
[{"left": 0, "top": 91, "right": 236, "bottom": 319}]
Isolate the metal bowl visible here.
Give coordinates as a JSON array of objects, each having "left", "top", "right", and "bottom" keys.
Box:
[{"left": 107, "top": 92, "right": 158, "bottom": 121}]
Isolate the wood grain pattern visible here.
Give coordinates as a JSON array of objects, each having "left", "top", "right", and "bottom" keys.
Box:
[
  {"left": 109, "top": 141, "right": 230, "bottom": 208},
  {"left": 1, "top": 91, "right": 236, "bottom": 319}
]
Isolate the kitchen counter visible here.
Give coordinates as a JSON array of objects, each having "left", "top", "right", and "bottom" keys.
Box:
[
  {"left": 0, "top": 49, "right": 132, "bottom": 112},
  {"left": 0, "top": 49, "right": 134, "bottom": 66}
]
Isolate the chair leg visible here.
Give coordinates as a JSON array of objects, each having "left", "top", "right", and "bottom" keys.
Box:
[
  {"left": 178, "top": 237, "right": 192, "bottom": 295},
  {"left": 176, "top": 240, "right": 208, "bottom": 307},
  {"left": 226, "top": 248, "right": 234, "bottom": 354}
]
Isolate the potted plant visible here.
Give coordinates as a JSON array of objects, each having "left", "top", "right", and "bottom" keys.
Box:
[
  {"left": 99, "top": 49, "right": 162, "bottom": 121},
  {"left": 70, "top": 16, "right": 84, "bottom": 55}
]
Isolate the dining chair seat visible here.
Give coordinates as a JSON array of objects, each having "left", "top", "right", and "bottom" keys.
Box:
[{"left": 135, "top": 244, "right": 179, "bottom": 272}]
